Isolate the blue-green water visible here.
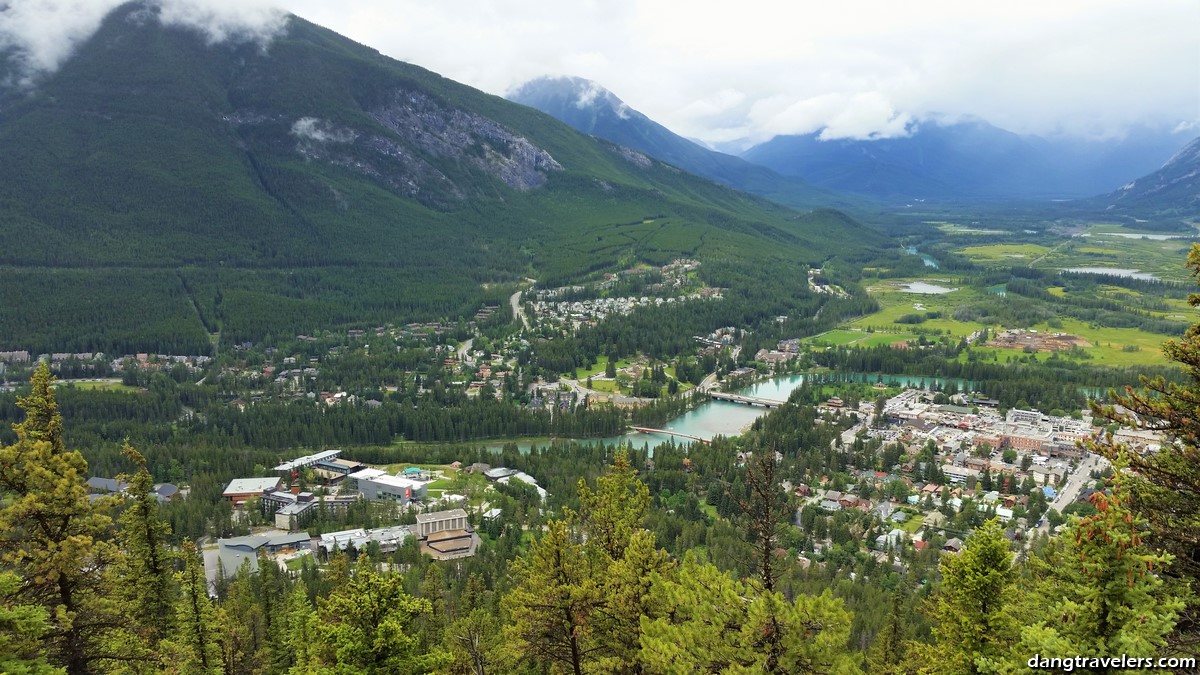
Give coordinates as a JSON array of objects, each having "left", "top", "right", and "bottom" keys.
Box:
[
  {"left": 904, "top": 246, "right": 940, "bottom": 269},
  {"left": 485, "top": 371, "right": 977, "bottom": 453}
]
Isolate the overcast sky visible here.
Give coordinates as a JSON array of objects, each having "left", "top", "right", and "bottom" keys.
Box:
[
  {"left": 3, "top": 0, "right": 1198, "bottom": 145},
  {"left": 279, "top": 0, "right": 1200, "bottom": 145}
]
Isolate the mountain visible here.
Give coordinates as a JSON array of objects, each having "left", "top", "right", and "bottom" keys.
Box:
[
  {"left": 508, "top": 76, "right": 846, "bottom": 210},
  {"left": 0, "top": 3, "right": 884, "bottom": 353},
  {"left": 1104, "top": 137, "right": 1200, "bottom": 218},
  {"left": 740, "top": 119, "right": 1185, "bottom": 201}
]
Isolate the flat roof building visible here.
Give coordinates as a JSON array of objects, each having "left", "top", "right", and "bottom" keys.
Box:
[
  {"left": 223, "top": 477, "right": 283, "bottom": 505},
  {"left": 348, "top": 469, "right": 428, "bottom": 504},
  {"left": 274, "top": 450, "right": 341, "bottom": 472},
  {"left": 415, "top": 508, "right": 469, "bottom": 538}
]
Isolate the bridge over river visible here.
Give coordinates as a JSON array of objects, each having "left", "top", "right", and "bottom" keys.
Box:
[
  {"left": 708, "top": 391, "right": 786, "bottom": 408},
  {"left": 629, "top": 427, "right": 710, "bottom": 444}
]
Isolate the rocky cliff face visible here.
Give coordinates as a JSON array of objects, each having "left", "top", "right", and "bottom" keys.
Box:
[
  {"left": 1107, "top": 137, "right": 1200, "bottom": 217},
  {"left": 370, "top": 89, "right": 561, "bottom": 192}
]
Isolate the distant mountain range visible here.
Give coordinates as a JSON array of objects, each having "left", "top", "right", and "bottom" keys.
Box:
[
  {"left": 508, "top": 76, "right": 848, "bottom": 210},
  {"left": 511, "top": 76, "right": 1190, "bottom": 210},
  {"left": 740, "top": 120, "right": 1188, "bottom": 202}
]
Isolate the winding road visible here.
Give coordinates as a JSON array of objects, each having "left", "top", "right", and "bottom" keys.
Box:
[{"left": 510, "top": 290, "right": 529, "bottom": 330}]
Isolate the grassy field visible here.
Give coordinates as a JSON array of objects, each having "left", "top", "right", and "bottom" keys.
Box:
[
  {"left": 573, "top": 355, "right": 632, "bottom": 378},
  {"left": 896, "top": 512, "right": 925, "bottom": 534},
  {"left": 55, "top": 380, "right": 139, "bottom": 392},
  {"left": 839, "top": 275, "right": 1173, "bottom": 366},
  {"left": 957, "top": 243, "right": 1051, "bottom": 263},
  {"left": 848, "top": 281, "right": 988, "bottom": 337},
  {"left": 1045, "top": 318, "right": 1170, "bottom": 366},
  {"left": 933, "top": 223, "right": 1007, "bottom": 236},
  {"left": 1028, "top": 224, "right": 1198, "bottom": 283},
  {"left": 587, "top": 379, "right": 619, "bottom": 393}
]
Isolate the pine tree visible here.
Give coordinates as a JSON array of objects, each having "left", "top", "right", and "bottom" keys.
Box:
[
  {"left": 444, "top": 608, "right": 502, "bottom": 675},
  {"left": 1089, "top": 242, "right": 1200, "bottom": 655},
  {"left": 160, "top": 541, "right": 221, "bottom": 675},
  {"left": 502, "top": 518, "right": 600, "bottom": 675},
  {"left": 0, "top": 363, "right": 127, "bottom": 673},
  {"left": 639, "top": 553, "right": 858, "bottom": 674},
  {"left": 1010, "top": 470, "right": 1181, "bottom": 667},
  {"left": 311, "top": 556, "right": 449, "bottom": 673},
  {"left": 868, "top": 586, "right": 910, "bottom": 674},
  {"left": 914, "top": 518, "right": 1017, "bottom": 674},
  {"left": 576, "top": 447, "right": 650, "bottom": 561},
  {"left": 592, "top": 529, "right": 675, "bottom": 673},
  {"left": 0, "top": 571, "right": 62, "bottom": 675},
  {"left": 115, "top": 443, "right": 176, "bottom": 648},
  {"left": 418, "top": 563, "right": 448, "bottom": 652},
  {"left": 282, "top": 585, "right": 318, "bottom": 675}
]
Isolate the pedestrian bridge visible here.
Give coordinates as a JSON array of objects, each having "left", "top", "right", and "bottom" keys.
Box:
[
  {"left": 629, "top": 427, "right": 709, "bottom": 444},
  {"left": 708, "top": 391, "right": 785, "bottom": 408}
]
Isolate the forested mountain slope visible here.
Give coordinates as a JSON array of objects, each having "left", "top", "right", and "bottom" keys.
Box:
[{"left": 0, "top": 2, "right": 885, "bottom": 353}]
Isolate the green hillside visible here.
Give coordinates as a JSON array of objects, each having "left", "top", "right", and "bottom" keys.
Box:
[{"left": 0, "top": 3, "right": 886, "bottom": 353}]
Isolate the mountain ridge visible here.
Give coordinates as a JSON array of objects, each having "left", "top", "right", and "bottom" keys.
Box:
[
  {"left": 0, "top": 3, "right": 885, "bottom": 352},
  {"left": 739, "top": 118, "right": 1187, "bottom": 202},
  {"left": 508, "top": 76, "right": 851, "bottom": 211}
]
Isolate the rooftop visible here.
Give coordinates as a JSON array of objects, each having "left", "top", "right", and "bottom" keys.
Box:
[
  {"left": 223, "top": 477, "right": 283, "bottom": 495},
  {"left": 273, "top": 449, "right": 341, "bottom": 472},
  {"left": 416, "top": 508, "right": 468, "bottom": 523}
]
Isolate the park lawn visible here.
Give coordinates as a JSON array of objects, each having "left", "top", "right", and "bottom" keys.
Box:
[
  {"left": 56, "top": 380, "right": 139, "bottom": 392},
  {"left": 956, "top": 243, "right": 1051, "bottom": 263},
  {"left": 574, "top": 355, "right": 632, "bottom": 378},
  {"left": 1151, "top": 296, "right": 1200, "bottom": 320},
  {"left": 855, "top": 332, "right": 922, "bottom": 348},
  {"left": 587, "top": 379, "right": 619, "bottom": 393},
  {"left": 1039, "top": 229, "right": 1196, "bottom": 283},
  {"left": 957, "top": 345, "right": 1059, "bottom": 364},
  {"left": 808, "top": 329, "right": 870, "bottom": 346},
  {"left": 381, "top": 463, "right": 459, "bottom": 478},
  {"left": 935, "top": 223, "right": 1005, "bottom": 235}
]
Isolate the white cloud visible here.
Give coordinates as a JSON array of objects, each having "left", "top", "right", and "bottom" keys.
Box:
[
  {"left": 156, "top": 0, "right": 287, "bottom": 46},
  {"left": 0, "top": 0, "right": 288, "bottom": 86},
  {"left": 2, "top": 0, "right": 1196, "bottom": 143},
  {"left": 0, "top": 0, "right": 124, "bottom": 85},
  {"left": 279, "top": 0, "right": 1198, "bottom": 144},
  {"left": 573, "top": 80, "right": 604, "bottom": 109},
  {"left": 750, "top": 92, "right": 913, "bottom": 141},
  {"left": 290, "top": 117, "right": 356, "bottom": 143}
]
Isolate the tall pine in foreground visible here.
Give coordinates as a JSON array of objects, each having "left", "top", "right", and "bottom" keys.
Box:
[
  {"left": 911, "top": 519, "right": 1017, "bottom": 674},
  {"left": 1009, "top": 469, "right": 1181, "bottom": 668},
  {"left": 160, "top": 541, "right": 222, "bottom": 675},
  {"left": 114, "top": 443, "right": 176, "bottom": 651},
  {"left": 1091, "top": 241, "right": 1200, "bottom": 656},
  {"left": 0, "top": 363, "right": 130, "bottom": 673}
]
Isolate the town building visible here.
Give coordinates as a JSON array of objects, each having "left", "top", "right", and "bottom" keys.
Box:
[
  {"left": 212, "top": 532, "right": 311, "bottom": 579},
  {"left": 318, "top": 525, "right": 413, "bottom": 556},
  {"left": 273, "top": 449, "right": 342, "bottom": 472},
  {"left": 346, "top": 468, "right": 428, "bottom": 504},
  {"left": 414, "top": 508, "right": 478, "bottom": 560},
  {"left": 222, "top": 477, "right": 284, "bottom": 505}
]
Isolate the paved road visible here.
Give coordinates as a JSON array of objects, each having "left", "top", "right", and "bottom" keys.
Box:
[
  {"left": 1027, "top": 452, "right": 1108, "bottom": 540},
  {"left": 510, "top": 290, "right": 529, "bottom": 330},
  {"left": 456, "top": 338, "right": 474, "bottom": 363}
]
